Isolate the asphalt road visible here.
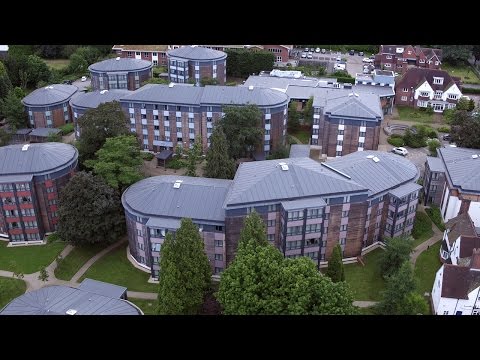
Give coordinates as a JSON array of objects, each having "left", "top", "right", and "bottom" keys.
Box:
[{"left": 72, "top": 77, "right": 91, "bottom": 91}]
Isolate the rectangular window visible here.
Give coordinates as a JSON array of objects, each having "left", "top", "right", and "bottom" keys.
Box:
[
  {"left": 267, "top": 234, "right": 275, "bottom": 242},
  {"left": 307, "top": 208, "right": 322, "bottom": 219},
  {"left": 214, "top": 240, "right": 223, "bottom": 247},
  {"left": 338, "top": 129, "right": 344, "bottom": 135},
  {"left": 215, "top": 267, "right": 223, "bottom": 274},
  {"left": 287, "top": 211, "right": 303, "bottom": 221},
  {"left": 401, "top": 96, "right": 407, "bottom": 101},
  {"left": 342, "top": 210, "right": 349, "bottom": 218},
  {"left": 215, "top": 225, "right": 223, "bottom": 232},
  {"left": 336, "top": 151, "right": 342, "bottom": 156},
  {"left": 340, "top": 237, "right": 346, "bottom": 245},
  {"left": 340, "top": 224, "right": 348, "bottom": 231},
  {"left": 214, "top": 254, "right": 223, "bottom": 261},
  {"left": 359, "top": 131, "right": 366, "bottom": 137},
  {"left": 267, "top": 220, "right": 276, "bottom": 227}
]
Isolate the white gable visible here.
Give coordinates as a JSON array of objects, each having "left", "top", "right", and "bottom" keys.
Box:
[
  {"left": 414, "top": 80, "right": 434, "bottom": 100},
  {"left": 442, "top": 82, "right": 462, "bottom": 101}
]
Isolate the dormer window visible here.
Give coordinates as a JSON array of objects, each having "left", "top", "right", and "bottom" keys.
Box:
[
  {"left": 433, "top": 77, "right": 444, "bottom": 85},
  {"left": 420, "top": 91, "right": 429, "bottom": 97},
  {"left": 448, "top": 94, "right": 457, "bottom": 100},
  {"left": 403, "top": 88, "right": 409, "bottom": 92},
  {"left": 386, "top": 55, "right": 392, "bottom": 60},
  {"left": 419, "top": 59, "right": 425, "bottom": 63}
]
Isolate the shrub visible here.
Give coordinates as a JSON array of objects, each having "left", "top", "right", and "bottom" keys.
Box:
[
  {"left": 387, "top": 136, "right": 404, "bottom": 147},
  {"left": 425, "top": 106, "right": 434, "bottom": 115},
  {"left": 167, "top": 158, "right": 187, "bottom": 169},
  {"left": 427, "top": 129, "right": 438, "bottom": 138},
  {"left": 462, "top": 87, "right": 480, "bottom": 94},
  {"left": 336, "top": 76, "right": 355, "bottom": 84},
  {"left": 141, "top": 152, "right": 154, "bottom": 161},
  {"left": 411, "top": 212, "right": 432, "bottom": 240},
  {"left": 425, "top": 206, "right": 446, "bottom": 231},
  {"left": 60, "top": 123, "right": 74, "bottom": 135},
  {"left": 427, "top": 138, "right": 441, "bottom": 156},
  {"left": 437, "top": 126, "right": 450, "bottom": 133}
]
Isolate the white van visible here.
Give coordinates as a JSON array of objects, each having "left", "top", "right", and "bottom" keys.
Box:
[{"left": 334, "top": 63, "right": 346, "bottom": 71}]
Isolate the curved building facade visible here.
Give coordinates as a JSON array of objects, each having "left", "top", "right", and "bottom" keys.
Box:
[
  {"left": 70, "top": 89, "right": 132, "bottom": 138},
  {"left": 88, "top": 57, "right": 152, "bottom": 91},
  {"left": 0, "top": 143, "right": 78, "bottom": 242},
  {"left": 122, "top": 151, "right": 422, "bottom": 279},
  {"left": 22, "top": 84, "right": 78, "bottom": 128},
  {"left": 120, "top": 84, "right": 289, "bottom": 157},
  {"left": 167, "top": 46, "right": 227, "bottom": 85}
]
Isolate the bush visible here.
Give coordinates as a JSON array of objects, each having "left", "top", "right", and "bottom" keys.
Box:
[
  {"left": 425, "top": 106, "right": 434, "bottom": 115},
  {"left": 427, "top": 129, "right": 438, "bottom": 138},
  {"left": 425, "top": 206, "right": 446, "bottom": 231},
  {"left": 60, "top": 123, "right": 74, "bottom": 135},
  {"left": 141, "top": 152, "right": 154, "bottom": 161},
  {"left": 336, "top": 76, "right": 355, "bottom": 84},
  {"left": 411, "top": 212, "right": 432, "bottom": 240},
  {"left": 46, "top": 232, "right": 61, "bottom": 243},
  {"left": 462, "top": 87, "right": 480, "bottom": 94},
  {"left": 167, "top": 158, "right": 187, "bottom": 169},
  {"left": 387, "top": 136, "right": 404, "bottom": 147},
  {"left": 427, "top": 138, "right": 441, "bottom": 156},
  {"left": 437, "top": 126, "right": 450, "bottom": 133}
]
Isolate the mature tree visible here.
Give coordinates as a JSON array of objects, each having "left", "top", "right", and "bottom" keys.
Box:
[
  {"left": 26, "top": 55, "right": 51, "bottom": 87},
  {"left": 473, "top": 45, "right": 480, "bottom": 65},
  {"left": 325, "top": 244, "right": 345, "bottom": 282},
  {"left": 450, "top": 110, "right": 480, "bottom": 148},
  {"left": 376, "top": 261, "right": 428, "bottom": 315},
  {"left": 185, "top": 139, "right": 202, "bottom": 177},
  {"left": 204, "top": 126, "right": 236, "bottom": 179},
  {"left": 220, "top": 105, "right": 264, "bottom": 159},
  {"left": 33, "top": 45, "right": 64, "bottom": 59},
  {"left": 398, "top": 292, "right": 429, "bottom": 315},
  {"left": 38, "top": 267, "right": 49, "bottom": 282},
  {"left": 85, "top": 135, "right": 143, "bottom": 192},
  {"left": 0, "top": 91, "right": 28, "bottom": 130},
  {"left": 303, "top": 96, "right": 314, "bottom": 126},
  {"left": 0, "top": 61, "right": 12, "bottom": 100},
  {"left": 380, "top": 236, "right": 414, "bottom": 277},
  {"left": 46, "top": 131, "right": 62, "bottom": 142},
  {"left": 74, "top": 47, "right": 101, "bottom": 65},
  {"left": 217, "top": 212, "right": 356, "bottom": 315},
  {"left": 225, "top": 49, "right": 275, "bottom": 78},
  {"left": 62, "top": 45, "right": 81, "bottom": 58},
  {"left": 0, "top": 128, "right": 12, "bottom": 147},
  {"left": 7, "top": 45, "right": 34, "bottom": 58},
  {"left": 199, "top": 77, "right": 218, "bottom": 86},
  {"left": 76, "top": 101, "right": 129, "bottom": 165},
  {"left": 287, "top": 101, "right": 300, "bottom": 133},
  {"left": 456, "top": 97, "right": 471, "bottom": 111},
  {"left": 68, "top": 53, "right": 89, "bottom": 75},
  {"left": 437, "top": 45, "right": 472, "bottom": 65},
  {"left": 427, "top": 138, "right": 441, "bottom": 157},
  {"left": 157, "top": 218, "right": 212, "bottom": 315},
  {"left": 57, "top": 172, "right": 126, "bottom": 245},
  {"left": 266, "top": 144, "right": 290, "bottom": 160}
]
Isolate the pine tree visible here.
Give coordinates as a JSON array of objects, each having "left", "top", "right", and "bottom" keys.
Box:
[
  {"left": 325, "top": 244, "right": 345, "bottom": 282},
  {"left": 204, "top": 126, "right": 236, "bottom": 179},
  {"left": 157, "top": 218, "right": 212, "bottom": 315}
]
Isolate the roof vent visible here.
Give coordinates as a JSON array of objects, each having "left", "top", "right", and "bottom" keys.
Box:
[
  {"left": 278, "top": 162, "right": 289, "bottom": 171},
  {"left": 372, "top": 156, "right": 380, "bottom": 163},
  {"left": 168, "top": 83, "right": 175, "bottom": 88},
  {"left": 248, "top": 85, "right": 254, "bottom": 91},
  {"left": 191, "top": 45, "right": 198, "bottom": 48},
  {"left": 173, "top": 180, "right": 183, "bottom": 189},
  {"left": 100, "top": 90, "right": 108, "bottom": 95},
  {"left": 66, "top": 309, "right": 77, "bottom": 315},
  {"left": 472, "top": 154, "right": 479, "bottom": 159},
  {"left": 354, "top": 93, "right": 359, "bottom": 97},
  {"left": 21, "top": 144, "right": 30, "bottom": 151},
  {"left": 115, "top": 57, "right": 120, "bottom": 61},
  {"left": 366, "top": 155, "right": 374, "bottom": 159},
  {"left": 45, "top": 86, "right": 54, "bottom": 90}
]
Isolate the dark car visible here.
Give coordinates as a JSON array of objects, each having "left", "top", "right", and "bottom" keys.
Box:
[
  {"left": 359, "top": 51, "right": 364, "bottom": 56},
  {"left": 443, "top": 134, "right": 452, "bottom": 141},
  {"left": 349, "top": 50, "right": 355, "bottom": 55},
  {"left": 63, "top": 80, "right": 73, "bottom": 85}
]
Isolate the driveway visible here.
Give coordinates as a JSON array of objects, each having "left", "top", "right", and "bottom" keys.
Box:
[{"left": 72, "top": 78, "right": 91, "bottom": 92}]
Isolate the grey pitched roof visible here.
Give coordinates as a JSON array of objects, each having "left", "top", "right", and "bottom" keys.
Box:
[
  {"left": 168, "top": 46, "right": 227, "bottom": 60},
  {"left": 426, "top": 156, "right": 445, "bottom": 172},
  {"left": 200, "top": 85, "right": 289, "bottom": 107},
  {"left": 70, "top": 89, "right": 132, "bottom": 110},
  {"left": 121, "top": 84, "right": 204, "bottom": 105},
  {"left": 389, "top": 182, "right": 422, "bottom": 198},
  {"left": 15, "top": 128, "right": 32, "bottom": 135},
  {"left": 438, "top": 147, "right": 480, "bottom": 193},
  {"left": 22, "top": 84, "right": 77, "bottom": 106},
  {"left": 326, "top": 151, "right": 419, "bottom": 196},
  {"left": 289, "top": 144, "right": 311, "bottom": 158},
  {"left": 29, "top": 128, "right": 62, "bottom": 137},
  {"left": 77, "top": 278, "right": 127, "bottom": 299},
  {"left": 353, "top": 84, "right": 395, "bottom": 97},
  {"left": 224, "top": 157, "right": 367, "bottom": 207},
  {"left": 0, "top": 143, "right": 77, "bottom": 176},
  {"left": 282, "top": 197, "right": 327, "bottom": 211},
  {"left": 146, "top": 217, "right": 181, "bottom": 229},
  {"left": 243, "top": 75, "right": 322, "bottom": 91},
  {"left": 122, "top": 175, "right": 232, "bottom": 222},
  {"left": 0, "top": 285, "right": 140, "bottom": 315},
  {"left": 324, "top": 92, "right": 383, "bottom": 119},
  {"left": 88, "top": 58, "right": 152, "bottom": 72}
]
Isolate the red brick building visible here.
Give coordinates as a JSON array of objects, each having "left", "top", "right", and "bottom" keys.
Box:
[
  {"left": 374, "top": 45, "right": 443, "bottom": 74},
  {"left": 112, "top": 45, "right": 170, "bottom": 67}
]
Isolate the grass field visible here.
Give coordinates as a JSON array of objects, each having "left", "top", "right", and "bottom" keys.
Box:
[
  {"left": 0, "top": 277, "right": 26, "bottom": 309},
  {"left": 289, "top": 129, "right": 311, "bottom": 144},
  {"left": 0, "top": 241, "right": 66, "bottom": 274},
  {"left": 43, "top": 59, "right": 70, "bottom": 70},
  {"left": 344, "top": 249, "right": 386, "bottom": 301},
  {"left": 54, "top": 243, "right": 108, "bottom": 281},
  {"left": 129, "top": 298, "right": 158, "bottom": 315},
  {"left": 442, "top": 63, "right": 480, "bottom": 85},
  {"left": 414, "top": 242, "right": 442, "bottom": 296},
  {"left": 79, "top": 245, "right": 158, "bottom": 292},
  {"left": 396, "top": 106, "right": 434, "bottom": 123}
]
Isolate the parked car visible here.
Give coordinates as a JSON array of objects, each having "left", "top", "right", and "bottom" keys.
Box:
[
  {"left": 359, "top": 51, "right": 364, "bottom": 56},
  {"left": 315, "top": 47, "right": 320, "bottom": 53},
  {"left": 391, "top": 147, "right": 408, "bottom": 156},
  {"left": 443, "top": 134, "right": 452, "bottom": 141},
  {"left": 336, "top": 56, "right": 341, "bottom": 62},
  {"left": 63, "top": 80, "right": 73, "bottom": 85},
  {"left": 304, "top": 47, "right": 309, "bottom": 52},
  {"left": 321, "top": 49, "right": 326, "bottom": 54},
  {"left": 301, "top": 52, "right": 307, "bottom": 58},
  {"left": 369, "top": 55, "right": 375, "bottom": 60},
  {"left": 307, "top": 53, "right": 313, "bottom": 59},
  {"left": 349, "top": 50, "right": 355, "bottom": 55},
  {"left": 81, "top": 76, "right": 87, "bottom": 82},
  {"left": 310, "top": 48, "right": 315, "bottom": 52},
  {"left": 363, "top": 58, "right": 373, "bottom": 63}
]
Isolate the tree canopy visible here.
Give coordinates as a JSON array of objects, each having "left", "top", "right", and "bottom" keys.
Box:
[
  {"left": 157, "top": 218, "right": 212, "bottom": 315},
  {"left": 325, "top": 244, "right": 345, "bottom": 282},
  {"left": 437, "top": 45, "right": 472, "bottom": 65},
  {"left": 0, "top": 90, "right": 28, "bottom": 130},
  {"left": 380, "top": 236, "right": 414, "bottom": 277},
  {"left": 225, "top": 49, "right": 275, "bottom": 78},
  {"left": 450, "top": 110, "right": 480, "bottom": 149},
  {"left": 204, "top": 126, "right": 236, "bottom": 179},
  {"left": 220, "top": 105, "right": 264, "bottom": 159},
  {"left": 57, "top": 172, "right": 126, "bottom": 245},
  {"left": 76, "top": 101, "right": 130, "bottom": 166},
  {"left": 85, "top": 135, "right": 143, "bottom": 192}
]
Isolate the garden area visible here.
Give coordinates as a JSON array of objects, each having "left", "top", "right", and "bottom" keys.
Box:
[
  {"left": 0, "top": 240, "right": 66, "bottom": 274},
  {"left": 79, "top": 245, "right": 158, "bottom": 292},
  {"left": 0, "top": 277, "right": 26, "bottom": 309},
  {"left": 129, "top": 298, "right": 157, "bottom": 315},
  {"left": 411, "top": 211, "right": 434, "bottom": 248},
  {"left": 344, "top": 248, "right": 386, "bottom": 301},
  {"left": 43, "top": 58, "right": 70, "bottom": 71},
  {"left": 414, "top": 242, "right": 441, "bottom": 297},
  {"left": 54, "top": 243, "right": 109, "bottom": 281},
  {"left": 387, "top": 124, "right": 441, "bottom": 156},
  {"left": 442, "top": 62, "right": 480, "bottom": 85},
  {"left": 396, "top": 106, "right": 435, "bottom": 123},
  {"left": 425, "top": 206, "right": 446, "bottom": 231},
  {"left": 288, "top": 127, "right": 311, "bottom": 144}
]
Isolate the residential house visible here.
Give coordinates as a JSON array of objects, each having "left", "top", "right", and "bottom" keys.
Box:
[
  {"left": 374, "top": 45, "right": 442, "bottom": 74},
  {"left": 112, "top": 45, "right": 170, "bottom": 66}
]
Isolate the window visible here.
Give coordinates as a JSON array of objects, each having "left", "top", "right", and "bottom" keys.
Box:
[
  {"left": 433, "top": 77, "right": 444, "bottom": 85},
  {"left": 307, "top": 208, "right": 322, "bottom": 219},
  {"left": 268, "top": 204, "right": 277, "bottom": 212},
  {"left": 152, "top": 256, "right": 159, "bottom": 265},
  {"left": 164, "top": 126, "right": 170, "bottom": 132},
  {"left": 215, "top": 225, "right": 223, "bottom": 232},
  {"left": 207, "top": 117, "right": 212, "bottom": 122},
  {"left": 340, "top": 224, "right": 348, "bottom": 231},
  {"left": 136, "top": 52, "right": 140, "bottom": 56},
  {"left": 214, "top": 240, "right": 223, "bottom": 247},
  {"left": 342, "top": 210, "right": 349, "bottom": 218},
  {"left": 215, "top": 267, "right": 223, "bottom": 274},
  {"left": 305, "top": 238, "right": 320, "bottom": 246},
  {"left": 151, "top": 243, "right": 161, "bottom": 252},
  {"left": 358, "top": 142, "right": 364, "bottom": 148},
  {"left": 267, "top": 234, "right": 275, "bottom": 242},
  {"left": 338, "top": 119, "right": 344, "bottom": 125},
  {"left": 267, "top": 220, "right": 276, "bottom": 227},
  {"left": 420, "top": 91, "right": 429, "bottom": 97},
  {"left": 336, "top": 151, "right": 342, "bottom": 156},
  {"left": 286, "top": 226, "right": 302, "bottom": 236},
  {"left": 448, "top": 94, "right": 457, "bottom": 100},
  {"left": 154, "top": 125, "right": 159, "bottom": 130},
  {"left": 376, "top": 208, "right": 382, "bottom": 216},
  {"left": 386, "top": 55, "right": 392, "bottom": 59},
  {"left": 286, "top": 240, "right": 303, "bottom": 250},
  {"left": 136, "top": 229, "right": 142, "bottom": 236},
  {"left": 20, "top": 196, "right": 31, "bottom": 204},
  {"left": 46, "top": 187, "right": 54, "bottom": 193},
  {"left": 338, "top": 129, "right": 344, "bottom": 135},
  {"left": 384, "top": 63, "right": 391, "bottom": 68},
  {"left": 443, "top": 311, "right": 449, "bottom": 315},
  {"left": 336, "top": 140, "right": 343, "bottom": 146},
  {"left": 403, "top": 88, "right": 408, "bottom": 92},
  {"left": 430, "top": 185, "right": 437, "bottom": 191},
  {"left": 401, "top": 96, "right": 407, "bottom": 101},
  {"left": 287, "top": 211, "right": 303, "bottom": 221},
  {"left": 305, "top": 224, "right": 321, "bottom": 233},
  {"left": 215, "top": 254, "right": 223, "bottom": 261},
  {"left": 340, "top": 237, "right": 346, "bottom": 245}
]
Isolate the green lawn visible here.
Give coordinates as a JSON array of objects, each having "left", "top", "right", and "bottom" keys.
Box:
[
  {"left": 344, "top": 249, "right": 386, "bottom": 301},
  {"left": 79, "top": 245, "right": 158, "bottom": 292},
  {"left": 289, "top": 129, "right": 311, "bottom": 144},
  {"left": 442, "top": 63, "right": 480, "bottom": 85},
  {"left": 54, "top": 243, "right": 108, "bottom": 281},
  {"left": 412, "top": 229, "right": 434, "bottom": 248},
  {"left": 0, "top": 241, "right": 66, "bottom": 274},
  {"left": 43, "top": 58, "right": 70, "bottom": 70},
  {"left": 0, "top": 277, "right": 26, "bottom": 309},
  {"left": 412, "top": 211, "right": 434, "bottom": 248},
  {"left": 129, "top": 298, "right": 158, "bottom": 315},
  {"left": 396, "top": 106, "right": 434, "bottom": 123},
  {"left": 414, "top": 242, "right": 441, "bottom": 296}
]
